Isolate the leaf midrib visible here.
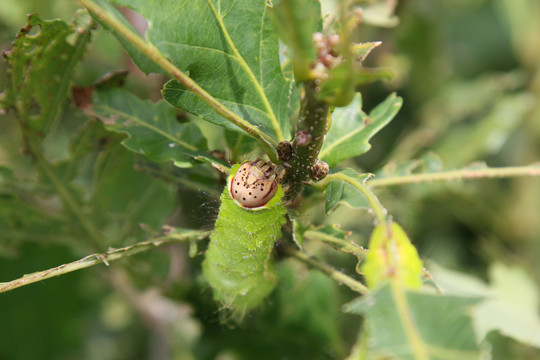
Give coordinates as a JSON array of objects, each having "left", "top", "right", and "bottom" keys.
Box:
[{"left": 206, "top": 0, "right": 284, "bottom": 142}]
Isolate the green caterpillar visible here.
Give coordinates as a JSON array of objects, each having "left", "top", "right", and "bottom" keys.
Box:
[{"left": 202, "top": 160, "right": 287, "bottom": 320}]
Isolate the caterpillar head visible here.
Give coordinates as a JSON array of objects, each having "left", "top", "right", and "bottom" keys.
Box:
[{"left": 230, "top": 160, "right": 282, "bottom": 208}]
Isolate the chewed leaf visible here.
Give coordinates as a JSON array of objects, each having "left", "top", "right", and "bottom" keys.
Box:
[
  {"left": 104, "top": 0, "right": 291, "bottom": 143},
  {"left": 1, "top": 13, "right": 92, "bottom": 139},
  {"left": 91, "top": 88, "right": 207, "bottom": 165},
  {"left": 320, "top": 93, "right": 402, "bottom": 167},
  {"left": 362, "top": 222, "right": 423, "bottom": 290}
]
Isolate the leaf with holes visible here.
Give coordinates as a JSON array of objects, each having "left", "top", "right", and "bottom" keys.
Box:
[{"left": 1, "top": 13, "right": 92, "bottom": 139}]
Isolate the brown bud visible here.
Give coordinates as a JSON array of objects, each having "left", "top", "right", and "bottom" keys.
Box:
[
  {"left": 311, "top": 160, "right": 329, "bottom": 181},
  {"left": 277, "top": 141, "right": 293, "bottom": 161}
]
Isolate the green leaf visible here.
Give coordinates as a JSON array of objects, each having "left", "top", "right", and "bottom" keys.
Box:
[
  {"left": 344, "top": 283, "right": 482, "bottom": 360},
  {"left": 476, "top": 264, "right": 540, "bottom": 348},
  {"left": 92, "top": 88, "right": 207, "bottom": 164},
  {"left": 362, "top": 222, "right": 423, "bottom": 290},
  {"left": 1, "top": 13, "right": 92, "bottom": 139},
  {"left": 104, "top": 0, "right": 291, "bottom": 143},
  {"left": 269, "top": 0, "right": 322, "bottom": 81},
  {"left": 351, "top": 41, "right": 383, "bottom": 62},
  {"left": 430, "top": 262, "right": 540, "bottom": 349},
  {"left": 320, "top": 93, "right": 402, "bottom": 167},
  {"left": 323, "top": 169, "right": 371, "bottom": 213}
]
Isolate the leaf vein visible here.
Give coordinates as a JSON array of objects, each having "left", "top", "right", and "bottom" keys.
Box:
[
  {"left": 94, "top": 104, "right": 197, "bottom": 151},
  {"left": 206, "top": 0, "right": 283, "bottom": 141}
]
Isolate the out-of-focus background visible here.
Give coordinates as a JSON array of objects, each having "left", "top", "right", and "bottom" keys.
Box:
[{"left": 1, "top": 0, "right": 539, "bottom": 359}]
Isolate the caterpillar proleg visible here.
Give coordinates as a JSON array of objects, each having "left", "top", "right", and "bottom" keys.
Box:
[{"left": 202, "top": 160, "right": 287, "bottom": 320}]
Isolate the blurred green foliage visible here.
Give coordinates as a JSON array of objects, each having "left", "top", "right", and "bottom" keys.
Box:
[{"left": 1, "top": 0, "right": 539, "bottom": 359}]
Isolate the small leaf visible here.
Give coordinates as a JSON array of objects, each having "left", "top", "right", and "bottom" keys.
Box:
[
  {"left": 269, "top": 0, "right": 322, "bottom": 81},
  {"left": 91, "top": 87, "right": 207, "bottom": 165},
  {"left": 362, "top": 222, "right": 423, "bottom": 290},
  {"left": 351, "top": 41, "right": 382, "bottom": 63},
  {"left": 344, "top": 283, "right": 482, "bottom": 360},
  {"left": 303, "top": 224, "right": 366, "bottom": 273},
  {"left": 320, "top": 93, "right": 402, "bottom": 167},
  {"left": 323, "top": 169, "right": 371, "bottom": 213},
  {"left": 317, "top": 52, "right": 395, "bottom": 107}
]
